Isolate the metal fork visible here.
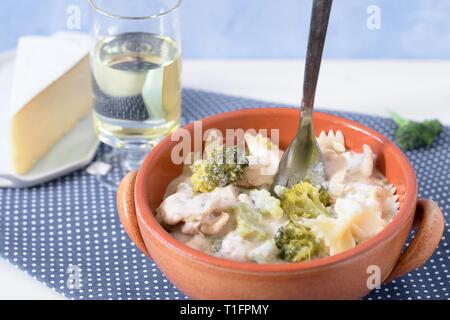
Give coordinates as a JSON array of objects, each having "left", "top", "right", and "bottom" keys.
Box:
[{"left": 272, "top": 0, "right": 333, "bottom": 190}]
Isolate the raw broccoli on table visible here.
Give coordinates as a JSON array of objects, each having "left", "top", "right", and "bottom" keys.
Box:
[
  {"left": 274, "top": 222, "right": 324, "bottom": 262},
  {"left": 391, "top": 112, "right": 443, "bottom": 151},
  {"left": 191, "top": 145, "right": 249, "bottom": 193}
]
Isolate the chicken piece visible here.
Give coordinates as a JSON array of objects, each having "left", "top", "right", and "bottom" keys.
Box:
[
  {"left": 200, "top": 212, "right": 230, "bottom": 235},
  {"left": 181, "top": 219, "right": 203, "bottom": 235},
  {"left": 184, "top": 234, "right": 212, "bottom": 252},
  {"left": 159, "top": 184, "right": 237, "bottom": 234}
]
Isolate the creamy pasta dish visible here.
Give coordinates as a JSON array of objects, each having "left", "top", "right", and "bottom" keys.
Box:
[{"left": 156, "top": 131, "right": 399, "bottom": 263}]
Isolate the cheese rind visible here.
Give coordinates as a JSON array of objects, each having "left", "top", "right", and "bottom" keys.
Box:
[{"left": 8, "top": 34, "right": 92, "bottom": 174}]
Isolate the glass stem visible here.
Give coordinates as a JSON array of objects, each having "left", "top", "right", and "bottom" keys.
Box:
[{"left": 121, "top": 149, "right": 149, "bottom": 171}]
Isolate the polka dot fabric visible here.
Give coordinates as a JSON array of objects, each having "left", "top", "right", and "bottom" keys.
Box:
[{"left": 0, "top": 89, "right": 448, "bottom": 300}]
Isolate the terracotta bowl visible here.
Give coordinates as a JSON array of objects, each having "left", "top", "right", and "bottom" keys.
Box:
[{"left": 117, "top": 108, "right": 444, "bottom": 299}]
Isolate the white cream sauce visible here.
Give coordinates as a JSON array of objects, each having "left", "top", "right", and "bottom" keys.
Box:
[{"left": 157, "top": 131, "right": 398, "bottom": 263}]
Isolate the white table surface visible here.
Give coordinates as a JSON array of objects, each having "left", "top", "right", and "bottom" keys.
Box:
[{"left": 1, "top": 59, "right": 449, "bottom": 300}]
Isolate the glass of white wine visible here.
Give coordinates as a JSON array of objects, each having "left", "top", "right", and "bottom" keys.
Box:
[{"left": 88, "top": 0, "right": 182, "bottom": 186}]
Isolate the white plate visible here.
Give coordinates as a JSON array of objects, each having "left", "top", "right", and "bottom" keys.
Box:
[{"left": 0, "top": 50, "right": 99, "bottom": 188}]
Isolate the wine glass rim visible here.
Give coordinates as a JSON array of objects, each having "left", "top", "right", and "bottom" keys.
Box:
[{"left": 88, "top": 0, "right": 182, "bottom": 20}]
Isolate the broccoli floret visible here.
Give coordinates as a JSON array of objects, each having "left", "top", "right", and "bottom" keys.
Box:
[
  {"left": 228, "top": 203, "right": 269, "bottom": 241},
  {"left": 275, "top": 222, "right": 324, "bottom": 262},
  {"left": 391, "top": 112, "right": 442, "bottom": 151},
  {"left": 191, "top": 161, "right": 217, "bottom": 193},
  {"left": 318, "top": 185, "right": 330, "bottom": 207},
  {"left": 279, "top": 181, "right": 329, "bottom": 219},
  {"left": 191, "top": 145, "right": 249, "bottom": 193}
]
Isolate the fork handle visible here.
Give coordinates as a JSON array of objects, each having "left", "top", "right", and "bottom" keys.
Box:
[{"left": 301, "top": 0, "right": 333, "bottom": 113}]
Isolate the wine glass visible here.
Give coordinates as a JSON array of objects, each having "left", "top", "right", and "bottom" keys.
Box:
[{"left": 88, "top": 0, "right": 182, "bottom": 188}]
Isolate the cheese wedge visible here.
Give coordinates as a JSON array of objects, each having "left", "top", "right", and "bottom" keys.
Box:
[{"left": 9, "top": 34, "right": 92, "bottom": 174}]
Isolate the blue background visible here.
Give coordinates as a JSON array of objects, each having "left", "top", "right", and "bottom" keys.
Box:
[{"left": 1, "top": 0, "right": 449, "bottom": 59}]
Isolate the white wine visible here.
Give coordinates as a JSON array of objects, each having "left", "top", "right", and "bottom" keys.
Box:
[{"left": 92, "top": 32, "right": 181, "bottom": 148}]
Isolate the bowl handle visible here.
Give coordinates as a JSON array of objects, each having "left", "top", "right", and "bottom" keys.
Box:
[
  {"left": 117, "top": 171, "right": 151, "bottom": 258},
  {"left": 384, "top": 199, "right": 444, "bottom": 283}
]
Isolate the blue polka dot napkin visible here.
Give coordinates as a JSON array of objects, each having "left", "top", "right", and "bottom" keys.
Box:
[{"left": 0, "top": 89, "right": 448, "bottom": 300}]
